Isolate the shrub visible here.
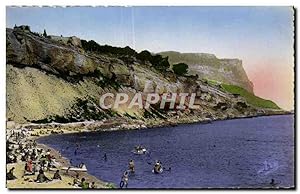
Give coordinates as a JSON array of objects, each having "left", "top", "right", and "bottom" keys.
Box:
[
  {"left": 81, "top": 39, "right": 136, "bottom": 56},
  {"left": 43, "top": 29, "right": 47, "bottom": 37},
  {"left": 137, "top": 50, "right": 170, "bottom": 72},
  {"left": 24, "top": 26, "right": 31, "bottom": 31},
  {"left": 172, "top": 63, "right": 188, "bottom": 76},
  {"left": 136, "top": 50, "right": 152, "bottom": 61}
]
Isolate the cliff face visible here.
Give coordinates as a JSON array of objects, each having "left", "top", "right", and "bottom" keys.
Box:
[
  {"left": 159, "top": 51, "right": 254, "bottom": 93},
  {"left": 7, "top": 27, "right": 273, "bottom": 124}
]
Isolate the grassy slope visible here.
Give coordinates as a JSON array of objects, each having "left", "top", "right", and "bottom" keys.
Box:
[{"left": 220, "top": 83, "right": 280, "bottom": 109}]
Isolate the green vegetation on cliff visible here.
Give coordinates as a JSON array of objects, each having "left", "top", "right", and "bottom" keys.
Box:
[
  {"left": 81, "top": 39, "right": 137, "bottom": 56},
  {"left": 136, "top": 50, "right": 170, "bottom": 72},
  {"left": 172, "top": 63, "right": 189, "bottom": 76},
  {"left": 81, "top": 40, "right": 170, "bottom": 72},
  {"left": 220, "top": 83, "right": 280, "bottom": 109}
]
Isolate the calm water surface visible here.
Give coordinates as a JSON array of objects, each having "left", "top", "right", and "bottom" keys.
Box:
[{"left": 38, "top": 115, "right": 294, "bottom": 188}]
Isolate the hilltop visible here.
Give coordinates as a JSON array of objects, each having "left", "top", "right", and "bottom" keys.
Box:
[{"left": 159, "top": 51, "right": 254, "bottom": 93}]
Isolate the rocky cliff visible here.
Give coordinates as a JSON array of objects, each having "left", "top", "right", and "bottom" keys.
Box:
[
  {"left": 6, "top": 27, "right": 279, "bottom": 124},
  {"left": 159, "top": 51, "right": 254, "bottom": 93}
]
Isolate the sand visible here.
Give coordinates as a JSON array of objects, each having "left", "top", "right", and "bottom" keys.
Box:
[{"left": 6, "top": 126, "right": 112, "bottom": 189}]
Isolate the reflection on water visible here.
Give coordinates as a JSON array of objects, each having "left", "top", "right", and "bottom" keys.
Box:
[
  {"left": 38, "top": 115, "right": 294, "bottom": 188},
  {"left": 258, "top": 160, "right": 280, "bottom": 175}
]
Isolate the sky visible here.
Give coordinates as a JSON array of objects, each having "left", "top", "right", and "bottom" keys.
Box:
[{"left": 6, "top": 6, "right": 294, "bottom": 110}]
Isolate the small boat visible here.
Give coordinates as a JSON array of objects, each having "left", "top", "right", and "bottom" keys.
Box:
[
  {"left": 132, "top": 145, "right": 148, "bottom": 155},
  {"left": 61, "top": 164, "right": 87, "bottom": 172},
  {"left": 132, "top": 148, "right": 147, "bottom": 155}
]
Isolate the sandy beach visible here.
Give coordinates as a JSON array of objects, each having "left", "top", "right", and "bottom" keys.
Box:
[{"left": 6, "top": 122, "right": 118, "bottom": 189}]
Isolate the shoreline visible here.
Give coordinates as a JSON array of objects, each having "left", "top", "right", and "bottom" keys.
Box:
[
  {"left": 7, "top": 112, "right": 292, "bottom": 189},
  {"left": 14, "top": 110, "right": 293, "bottom": 135},
  {"left": 6, "top": 128, "right": 113, "bottom": 189},
  {"left": 35, "top": 142, "right": 111, "bottom": 188}
]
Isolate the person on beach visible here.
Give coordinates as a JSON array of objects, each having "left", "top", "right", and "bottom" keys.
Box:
[
  {"left": 33, "top": 162, "right": 39, "bottom": 174},
  {"left": 37, "top": 148, "right": 43, "bottom": 155},
  {"left": 80, "top": 178, "right": 89, "bottom": 189},
  {"left": 53, "top": 170, "right": 62, "bottom": 180},
  {"left": 33, "top": 140, "right": 37, "bottom": 148},
  {"left": 35, "top": 169, "right": 50, "bottom": 183},
  {"left": 25, "top": 159, "right": 34, "bottom": 174},
  {"left": 6, "top": 167, "right": 17, "bottom": 180},
  {"left": 103, "top": 153, "right": 107, "bottom": 161},
  {"left": 90, "top": 182, "right": 96, "bottom": 189},
  {"left": 31, "top": 149, "right": 37, "bottom": 161},
  {"left": 129, "top": 160, "right": 135, "bottom": 173},
  {"left": 17, "top": 132, "right": 20, "bottom": 140},
  {"left": 73, "top": 174, "right": 80, "bottom": 186},
  {"left": 39, "top": 155, "right": 47, "bottom": 169},
  {"left": 46, "top": 149, "right": 51, "bottom": 161},
  {"left": 21, "top": 150, "right": 28, "bottom": 161},
  {"left": 7, "top": 152, "right": 17, "bottom": 163}
]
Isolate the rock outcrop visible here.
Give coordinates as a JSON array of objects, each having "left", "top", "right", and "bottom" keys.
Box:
[{"left": 159, "top": 51, "right": 254, "bottom": 93}]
